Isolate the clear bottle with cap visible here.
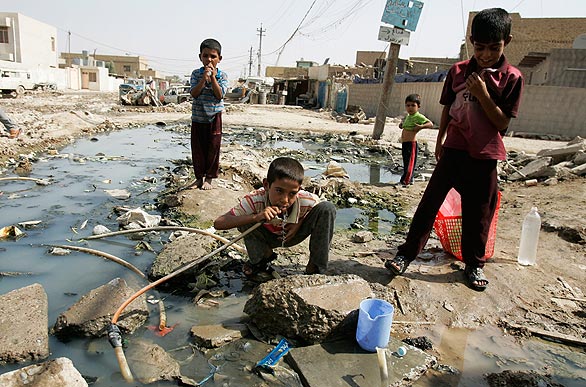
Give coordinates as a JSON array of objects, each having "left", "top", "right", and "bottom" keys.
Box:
[{"left": 517, "top": 207, "right": 541, "bottom": 265}]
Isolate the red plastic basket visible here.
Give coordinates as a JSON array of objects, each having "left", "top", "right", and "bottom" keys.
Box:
[{"left": 433, "top": 189, "right": 501, "bottom": 260}]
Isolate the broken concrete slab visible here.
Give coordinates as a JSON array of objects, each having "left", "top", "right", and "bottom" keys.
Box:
[
  {"left": 509, "top": 157, "right": 555, "bottom": 181},
  {"left": 0, "top": 283, "right": 49, "bottom": 363},
  {"left": 149, "top": 233, "right": 212, "bottom": 281},
  {"left": 244, "top": 274, "right": 374, "bottom": 344},
  {"left": 125, "top": 339, "right": 182, "bottom": 384},
  {"left": 352, "top": 230, "right": 373, "bottom": 243},
  {"left": 0, "top": 357, "right": 87, "bottom": 387},
  {"left": 190, "top": 323, "right": 249, "bottom": 348},
  {"left": 53, "top": 278, "right": 148, "bottom": 338},
  {"left": 571, "top": 162, "right": 586, "bottom": 176},
  {"left": 286, "top": 337, "right": 436, "bottom": 387},
  {"left": 536, "top": 141, "right": 586, "bottom": 163}
]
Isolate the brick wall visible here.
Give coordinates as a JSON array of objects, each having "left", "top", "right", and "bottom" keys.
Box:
[{"left": 348, "top": 82, "right": 586, "bottom": 138}]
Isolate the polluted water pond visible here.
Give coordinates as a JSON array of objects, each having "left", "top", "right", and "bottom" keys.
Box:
[{"left": 0, "top": 124, "right": 401, "bottom": 386}]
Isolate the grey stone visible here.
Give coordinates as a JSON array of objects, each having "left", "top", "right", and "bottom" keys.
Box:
[
  {"left": 509, "top": 157, "right": 555, "bottom": 181},
  {"left": 0, "top": 357, "right": 87, "bottom": 387},
  {"left": 0, "top": 283, "right": 49, "bottom": 363},
  {"left": 149, "top": 233, "right": 212, "bottom": 280},
  {"left": 536, "top": 141, "right": 586, "bottom": 163},
  {"left": 352, "top": 230, "right": 374, "bottom": 243},
  {"left": 286, "top": 337, "right": 437, "bottom": 387},
  {"left": 573, "top": 150, "right": 586, "bottom": 165},
  {"left": 571, "top": 162, "right": 586, "bottom": 176},
  {"left": 125, "top": 339, "right": 181, "bottom": 384},
  {"left": 190, "top": 323, "right": 249, "bottom": 348},
  {"left": 244, "top": 274, "right": 374, "bottom": 344},
  {"left": 53, "top": 278, "right": 148, "bottom": 338}
]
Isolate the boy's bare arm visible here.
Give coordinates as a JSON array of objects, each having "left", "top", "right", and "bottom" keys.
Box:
[
  {"left": 214, "top": 212, "right": 263, "bottom": 230},
  {"left": 466, "top": 72, "right": 511, "bottom": 130},
  {"left": 435, "top": 105, "right": 451, "bottom": 161},
  {"left": 190, "top": 77, "right": 206, "bottom": 98},
  {"left": 414, "top": 120, "right": 433, "bottom": 131}
]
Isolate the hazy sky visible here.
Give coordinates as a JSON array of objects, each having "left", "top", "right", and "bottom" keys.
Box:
[{"left": 7, "top": 0, "right": 586, "bottom": 79}]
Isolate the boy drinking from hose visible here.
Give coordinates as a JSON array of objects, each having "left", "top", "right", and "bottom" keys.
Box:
[
  {"left": 214, "top": 157, "right": 336, "bottom": 281},
  {"left": 384, "top": 8, "right": 524, "bottom": 291}
]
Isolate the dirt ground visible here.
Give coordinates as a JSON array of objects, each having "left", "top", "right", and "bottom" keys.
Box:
[{"left": 1, "top": 91, "right": 584, "bottom": 356}]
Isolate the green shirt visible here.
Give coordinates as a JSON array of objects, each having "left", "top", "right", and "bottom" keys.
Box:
[{"left": 403, "top": 111, "right": 430, "bottom": 131}]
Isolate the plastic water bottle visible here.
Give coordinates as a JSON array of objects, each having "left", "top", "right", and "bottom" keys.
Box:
[{"left": 517, "top": 207, "right": 541, "bottom": 265}]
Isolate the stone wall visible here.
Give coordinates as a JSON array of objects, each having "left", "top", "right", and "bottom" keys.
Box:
[{"left": 347, "top": 82, "right": 586, "bottom": 138}]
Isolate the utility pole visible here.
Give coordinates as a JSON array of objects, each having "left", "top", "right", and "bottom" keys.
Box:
[
  {"left": 256, "top": 24, "right": 266, "bottom": 77},
  {"left": 372, "top": 43, "right": 400, "bottom": 140},
  {"left": 248, "top": 46, "right": 253, "bottom": 77}
]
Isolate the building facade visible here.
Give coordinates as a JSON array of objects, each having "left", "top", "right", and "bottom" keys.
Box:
[{"left": 0, "top": 12, "right": 58, "bottom": 68}]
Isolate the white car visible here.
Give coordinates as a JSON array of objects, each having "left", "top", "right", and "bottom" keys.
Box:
[
  {"left": 160, "top": 85, "right": 192, "bottom": 105},
  {"left": 0, "top": 69, "right": 36, "bottom": 97}
]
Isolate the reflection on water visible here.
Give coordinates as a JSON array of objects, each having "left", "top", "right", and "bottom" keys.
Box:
[{"left": 336, "top": 208, "right": 396, "bottom": 234}]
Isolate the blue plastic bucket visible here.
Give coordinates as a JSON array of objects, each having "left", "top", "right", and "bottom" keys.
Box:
[{"left": 356, "top": 298, "right": 394, "bottom": 352}]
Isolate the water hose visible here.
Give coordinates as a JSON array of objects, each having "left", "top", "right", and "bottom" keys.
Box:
[
  {"left": 83, "top": 226, "right": 246, "bottom": 254},
  {"left": 109, "top": 222, "right": 263, "bottom": 383},
  {"left": 48, "top": 244, "right": 168, "bottom": 330}
]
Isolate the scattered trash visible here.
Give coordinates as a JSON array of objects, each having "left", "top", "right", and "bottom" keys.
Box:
[
  {"left": 17, "top": 220, "right": 42, "bottom": 228},
  {"left": 254, "top": 338, "right": 292, "bottom": 375},
  {"left": 92, "top": 225, "right": 112, "bottom": 235},
  {"left": 116, "top": 207, "right": 161, "bottom": 228},
  {"left": 323, "top": 161, "right": 349, "bottom": 179},
  {"left": 396, "top": 346, "right": 407, "bottom": 357},
  {"left": 104, "top": 189, "right": 131, "bottom": 200},
  {"left": 0, "top": 225, "right": 25, "bottom": 239},
  {"left": 50, "top": 247, "right": 71, "bottom": 256}
]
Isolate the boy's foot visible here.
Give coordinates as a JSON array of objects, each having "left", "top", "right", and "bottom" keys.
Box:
[
  {"left": 305, "top": 262, "right": 321, "bottom": 275},
  {"left": 242, "top": 261, "right": 280, "bottom": 282},
  {"left": 464, "top": 266, "right": 489, "bottom": 291},
  {"left": 191, "top": 178, "right": 203, "bottom": 189},
  {"left": 201, "top": 177, "right": 213, "bottom": 190},
  {"left": 384, "top": 255, "right": 410, "bottom": 275}
]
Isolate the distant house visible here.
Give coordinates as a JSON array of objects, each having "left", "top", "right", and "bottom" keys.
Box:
[
  {"left": 0, "top": 12, "right": 58, "bottom": 68},
  {"left": 519, "top": 48, "right": 586, "bottom": 88}
]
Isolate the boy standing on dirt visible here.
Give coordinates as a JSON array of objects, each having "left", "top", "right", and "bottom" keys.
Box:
[
  {"left": 399, "top": 94, "right": 433, "bottom": 185},
  {"left": 385, "top": 8, "right": 524, "bottom": 291},
  {"left": 214, "top": 157, "right": 336, "bottom": 280},
  {"left": 189, "top": 38, "right": 229, "bottom": 190}
]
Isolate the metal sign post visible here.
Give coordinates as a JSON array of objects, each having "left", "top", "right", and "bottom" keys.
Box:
[{"left": 372, "top": 0, "right": 424, "bottom": 140}]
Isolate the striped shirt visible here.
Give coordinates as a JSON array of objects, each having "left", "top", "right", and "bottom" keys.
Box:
[
  {"left": 190, "top": 67, "right": 229, "bottom": 123},
  {"left": 230, "top": 187, "right": 321, "bottom": 235}
]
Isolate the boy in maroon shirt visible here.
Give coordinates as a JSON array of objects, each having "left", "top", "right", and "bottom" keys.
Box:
[{"left": 385, "top": 8, "right": 524, "bottom": 291}]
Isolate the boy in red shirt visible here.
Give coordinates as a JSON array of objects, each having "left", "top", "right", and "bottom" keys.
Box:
[{"left": 385, "top": 8, "right": 524, "bottom": 291}]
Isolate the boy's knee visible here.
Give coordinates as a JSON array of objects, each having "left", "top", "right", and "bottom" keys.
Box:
[{"left": 315, "top": 201, "right": 336, "bottom": 216}]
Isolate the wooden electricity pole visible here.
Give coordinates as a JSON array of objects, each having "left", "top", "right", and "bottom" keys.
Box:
[{"left": 372, "top": 43, "right": 400, "bottom": 140}]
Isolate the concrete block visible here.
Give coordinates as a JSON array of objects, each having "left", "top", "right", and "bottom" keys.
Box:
[
  {"left": 0, "top": 283, "right": 49, "bottom": 363},
  {"left": 286, "top": 337, "right": 436, "bottom": 387},
  {"left": 190, "top": 323, "right": 248, "bottom": 348}
]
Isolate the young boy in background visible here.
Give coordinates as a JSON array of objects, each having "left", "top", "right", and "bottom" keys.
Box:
[
  {"left": 214, "top": 157, "right": 336, "bottom": 280},
  {"left": 385, "top": 8, "right": 524, "bottom": 291},
  {"left": 399, "top": 94, "right": 433, "bottom": 185},
  {"left": 190, "top": 38, "right": 229, "bottom": 190}
]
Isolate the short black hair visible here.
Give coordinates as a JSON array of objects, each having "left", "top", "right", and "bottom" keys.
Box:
[
  {"left": 471, "top": 8, "right": 512, "bottom": 43},
  {"left": 200, "top": 38, "right": 222, "bottom": 55},
  {"left": 405, "top": 94, "right": 421, "bottom": 106},
  {"left": 267, "top": 157, "right": 304, "bottom": 185}
]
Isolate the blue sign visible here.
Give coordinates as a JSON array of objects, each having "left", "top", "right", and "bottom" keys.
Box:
[{"left": 381, "top": 0, "right": 424, "bottom": 31}]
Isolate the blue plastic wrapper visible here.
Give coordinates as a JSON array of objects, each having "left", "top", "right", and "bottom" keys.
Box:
[{"left": 255, "top": 338, "right": 292, "bottom": 374}]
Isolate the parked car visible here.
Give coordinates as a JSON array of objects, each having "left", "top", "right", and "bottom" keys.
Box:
[
  {"left": 160, "top": 85, "right": 192, "bottom": 105},
  {"left": 0, "top": 69, "right": 36, "bottom": 97}
]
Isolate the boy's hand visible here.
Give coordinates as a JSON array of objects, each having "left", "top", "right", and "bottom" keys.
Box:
[
  {"left": 466, "top": 72, "right": 489, "bottom": 99},
  {"left": 260, "top": 206, "right": 283, "bottom": 223},
  {"left": 204, "top": 64, "right": 215, "bottom": 82},
  {"left": 434, "top": 142, "right": 443, "bottom": 161}
]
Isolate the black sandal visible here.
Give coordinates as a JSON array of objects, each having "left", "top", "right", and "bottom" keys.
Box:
[
  {"left": 242, "top": 253, "right": 279, "bottom": 282},
  {"left": 465, "top": 266, "right": 489, "bottom": 291},
  {"left": 385, "top": 255, "right": 410, "bottom": 275}
]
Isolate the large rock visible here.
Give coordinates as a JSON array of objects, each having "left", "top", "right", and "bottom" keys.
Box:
[
  {"left": 287, "top": 338, "right": 437, "bottom": 387},
  {"left": 149, "top": 233, "right": 213, "bottom": 281},
  {"left": 244, "top": 274, "right": 375, "bottom": 344},
  {"left": 0, "top": 357, "right": 87, "bottom": 387},
  {"left": 0, "top": 283, "right": 49, "bottom": 363},
  {"left": 537, "top": 140, "right": 586, "bottom": 164},
  {"left": 53, "top": 278, "right": 148, "bottom": 338}
]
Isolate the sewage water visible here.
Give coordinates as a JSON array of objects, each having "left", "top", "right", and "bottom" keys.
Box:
[{"left": 1, "top": 126, "right": 584, "bottom": 386}]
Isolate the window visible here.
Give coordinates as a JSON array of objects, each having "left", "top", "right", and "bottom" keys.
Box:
[
  {"left": 51, "top": 37, "right": 55, "bottom": 51},
  {"left": 0, "top": 27, "right": 8, "bottom": 44},
  {"left": 89, "top": 72, "right": 97, "bottom": 82},
  {"left": 123, "top": 65, "right": 131, "bottom": 72}
]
